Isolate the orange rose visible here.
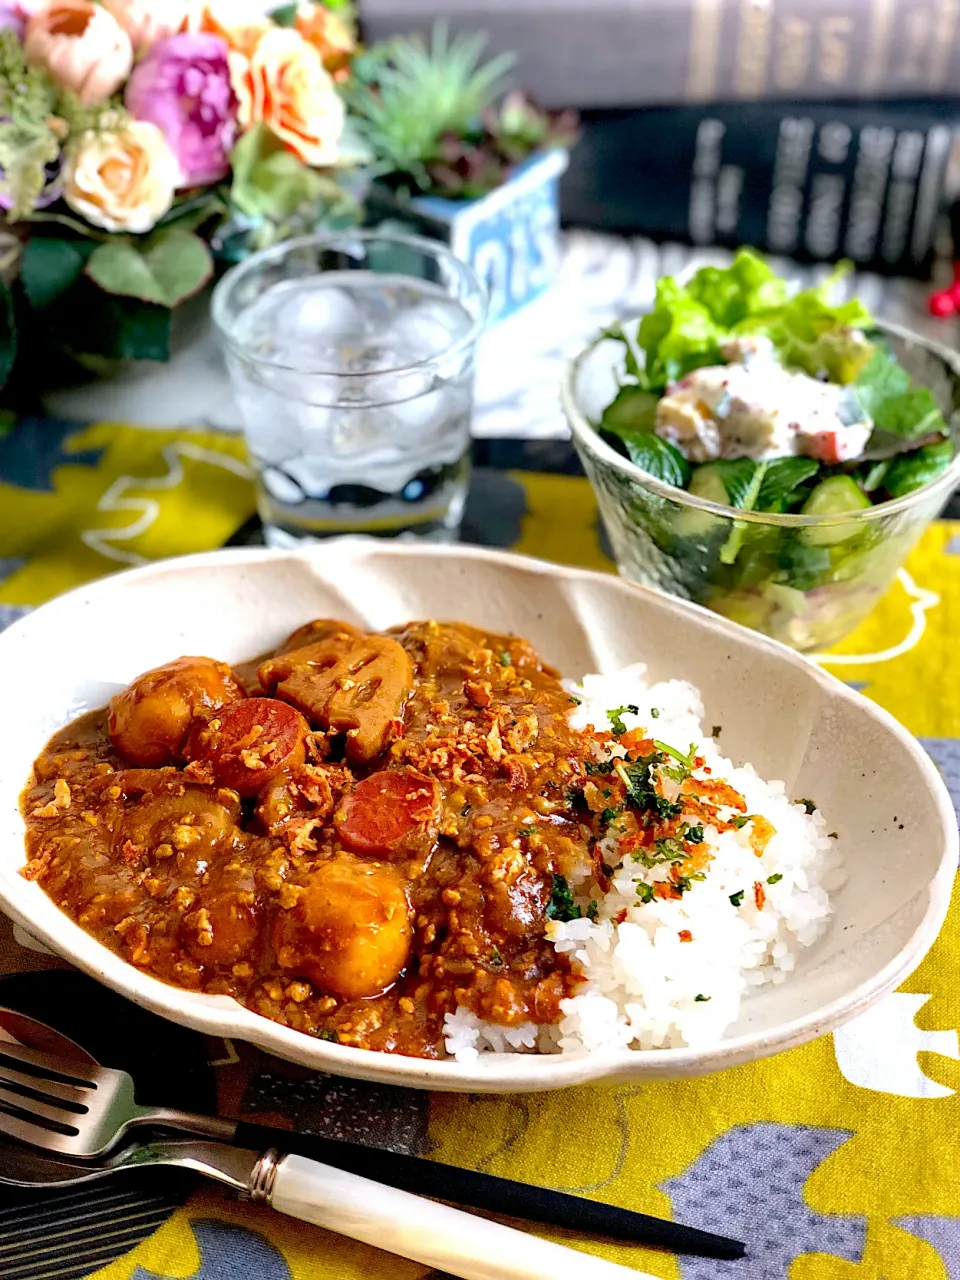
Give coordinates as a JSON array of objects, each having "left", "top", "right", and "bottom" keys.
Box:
[
  {"left": 184, "top": 0, "right": 269, "bottom": 58},
  {"left": 295, "top": 2, "right": 354, "bottom": 78},
  {"left": 231, "top": 27, "right": 344, "bottom": 167}
]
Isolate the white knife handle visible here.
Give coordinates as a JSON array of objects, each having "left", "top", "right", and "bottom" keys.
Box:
[{"left": 269, "top": 1153, "right": 655, "bottom": 1280}]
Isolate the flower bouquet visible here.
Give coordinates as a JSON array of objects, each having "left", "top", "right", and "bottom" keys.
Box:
[
  {"left": 0, "top": 4, "right": 577, "bottom": 397},
  {"left": 0, "top": 0, "right": 359, "bottom": 392}
]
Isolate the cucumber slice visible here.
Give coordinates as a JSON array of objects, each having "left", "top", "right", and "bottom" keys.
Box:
[
  {"left": 674, "top": 464, "right": 729, "bottom": 538},
  {"left": 800, "top": 475, "right": 870, "bottom": 546},
  {"left": 688, "top": 464, "right": 731, "bottom": 506}
]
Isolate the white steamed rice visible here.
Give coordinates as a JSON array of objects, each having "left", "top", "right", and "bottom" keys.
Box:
[{"left": 443, "top": 663, "right": 845, "bottom": 1063}]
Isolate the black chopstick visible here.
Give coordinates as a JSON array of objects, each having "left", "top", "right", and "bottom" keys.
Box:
[{"left": 233, "top": 1121, "right": 745, "bottom": 1260}]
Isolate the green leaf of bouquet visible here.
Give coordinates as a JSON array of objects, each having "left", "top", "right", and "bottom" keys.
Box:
[
  {"left": 269, "top": 2, "right": 298, "bottom": 25},
  {"left": 20, "top": 238, "right": 92, "bottom": 309},
  {"left": 0, "top": 278, "right": 17, "bottom": 390},
  {"left": 103, "top": 294, "right": 171, "bottom": 362},
  {"left": 85, "top": 230, "right": 213, "bottom": 308},
  {"left": 230, "top": 123, "right": 335, "bottom": 222}
]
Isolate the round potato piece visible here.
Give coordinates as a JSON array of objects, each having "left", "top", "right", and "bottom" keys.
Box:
[
  {"left": 184, "top": 887, "right": 259, "bottom": 967},
  {"left": 272, "top": 857, "right": 411, "bottom": 1000},
  {"left": 117, "top": 784, "right": 244, "bottom": 878},
  {"left": 108, "top": 657, "right": 245, "bottom": 767}
]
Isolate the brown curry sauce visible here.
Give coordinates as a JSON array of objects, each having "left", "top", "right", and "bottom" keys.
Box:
[{"left": 21, "top": 620, "right": 601, "bottom": 1059}]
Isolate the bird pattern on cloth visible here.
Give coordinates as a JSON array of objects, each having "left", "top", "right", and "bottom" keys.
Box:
[
  {"left": 659, "top": 1126, "right": 867, "bottom": 1279},
  {"left": 132, "top": 1222, "right": 292, "bottom": 1280},
  {"left": 5, "top": 420, "right": 960, "bottom": 1280}
]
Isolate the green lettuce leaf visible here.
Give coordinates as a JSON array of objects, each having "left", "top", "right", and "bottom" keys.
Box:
[
  {"left": 709, "top": 459, "right": 757, "bottom": 508},
  {"left": 601, "top": 427, "right": 690, "bottom": 488},
  {"left": 854, "top": 346, "right": 947, "bottom": 439},
  {"left": 686, "top": 250, "right": 788, "bottom": 327},
  {"left": 637, "top": 277, "right": 725, "bottom": 390},
  {"left": 719, "top": 461, "right": 768, "bottom": 564},
  {"left": 756, "top": 457, "right": 820, "bottom": 511},
  {"left": 883, "top": 440, "right": 953, "bottom": 497},
  {"left": 736, "top": 262, "right": 874, "bottom": 383}
]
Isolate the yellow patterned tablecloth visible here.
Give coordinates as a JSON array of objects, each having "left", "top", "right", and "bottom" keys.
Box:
[{"left": 3, "top": 421, "right": 960, "bottom": 1280}]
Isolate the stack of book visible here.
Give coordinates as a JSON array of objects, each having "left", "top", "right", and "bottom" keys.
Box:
[{"left": 360, "top": 0, "right": 960, "bottom": 277}]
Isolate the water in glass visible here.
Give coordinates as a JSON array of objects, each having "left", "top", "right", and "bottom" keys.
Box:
[{"left": 229, "top": 271, "right": 475, "bottom": 545}]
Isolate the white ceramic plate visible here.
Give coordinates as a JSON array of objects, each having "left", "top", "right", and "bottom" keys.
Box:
[{"left": 0, "top": 542, "right": 955, "bottom": 1092}]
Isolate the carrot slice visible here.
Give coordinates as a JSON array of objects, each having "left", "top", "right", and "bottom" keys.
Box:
[
  {"left": 186, "top": 698, "right": 307, "bottom": 796},
  {"left": 336, "top": 770, "right": 438, "bottom": 856}
]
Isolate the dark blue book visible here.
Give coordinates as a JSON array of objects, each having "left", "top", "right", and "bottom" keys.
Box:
[{"left": 560, "top": 99, "right": 959, "bottom": 277}]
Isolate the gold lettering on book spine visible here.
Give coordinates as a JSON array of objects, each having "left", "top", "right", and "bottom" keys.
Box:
[
  {"left": 863, "top": 0, "right": 896, "bottom": 91},
  {"left": 734, "top": 0, "right": 773, "bottom": 98},
  {"left": 929, "top": 0, "right": 959, "bottom": 88},
  {"left": 816, "top": 14, "right": 854, "bottom": 83},
  {"left": 687, "top": 0, "right": 723, "bottom": 100},
  {"left": 773, "top": 16, "right": 812, "bottom": 91}
]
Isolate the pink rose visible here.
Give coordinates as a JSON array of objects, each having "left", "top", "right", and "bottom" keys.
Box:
[
  {"left": 125, "top": 32, "right": 237, "bottom": 188},
  {"left": 24, "top": 0, "right": 133, "bottom": 106}
]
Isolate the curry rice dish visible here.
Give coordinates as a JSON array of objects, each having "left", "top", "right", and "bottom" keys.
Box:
[{"left": 21, "top": 618, "right": 842, "bottom": 1060}]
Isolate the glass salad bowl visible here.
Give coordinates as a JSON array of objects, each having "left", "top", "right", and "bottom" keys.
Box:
[{"left": 563, "top": 320, "right": 960, "bottom": 652}]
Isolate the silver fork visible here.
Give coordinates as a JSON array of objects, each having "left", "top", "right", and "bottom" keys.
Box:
[
  {"left": 0, "top": 1038, "right": 235, "bottom": 1155},
  {"left": 0, "top": 1043, "right": 652, "bottom": 1280}
]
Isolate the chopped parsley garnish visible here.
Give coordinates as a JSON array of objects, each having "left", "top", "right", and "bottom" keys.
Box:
[
  {"left": 600, "top": 806, "right": 621, "bottom": 826},
  {"left": 489, "top": 945, "right": 505, "bottom": 969},
  {"left": 617, "top": 753, "right": 683, "bottom": 824},
  {"left": 694, "top": 994, "right": 711, "bottom": 1003},
  {"left": 518, "top": 825, "right": 537, "bottom": 837},
  {"left": 602, "top": 788, "right": 612, "bottom": 798},
  {"left": 673, "top": 872, "right": 706, "bottom": 894},
  {"left": 729, "top": 890, "right": 745, "bottom": 907},
  {"left": 828, "top": 831, "right": 839, "bottom": 840},
  {"left": 766, "top": 873, "right": 783, "bottom": 884},
  {"left": 316, "top": 1029, "right": 339, "bottom": 1042},
  {"left": 499, "top": 651, "right": 511, "bottom": 666},
  {"left": 546, "top": 873, "right": 581, "bottom": 922},
  {"left": 651, "top": 708, "right": 660, "bottom": 718},
  {"left": 607, "top": 704, "right": 640, "bottom": 735},
  {"left": 711, "top": 725, "right": 722, "bottom": 738},
  {"left": 568, "top": 695, "right": 581, "bottom": 705},
  {"left": 654, "top": 740, "right": 697, "bottom": 783},
  {"left": 682, "top": 824, "right": 704, "bottom": 844},
  {"left": 730, "top": 814, "right": 751, "bottom": 829},
  {"left": 586, "top": 900, "right": 600, "bottom": 922},
  {"left": 798, "top": 798, "right": 817, "bottom": 814},
  {"left": 651, "top": 835, "right": 689, "bottom": 863},
  {"left": 585, "top": 760, "right": 615, "bottom": 776},
  {"left": 636, "top": 882, "right": 655, "bottom": 903}
]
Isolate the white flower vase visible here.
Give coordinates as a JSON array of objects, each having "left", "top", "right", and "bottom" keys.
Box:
[{"left": 365, "top": 149, "right": 569, "bottom": 323}]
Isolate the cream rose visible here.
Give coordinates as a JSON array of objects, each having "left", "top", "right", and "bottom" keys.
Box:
[
  {"left": 25, "top": 0, "right": 133, "bottom": 106},
  {"left": 231, "top": 27, "right": 344, "bottom": 168},
  {"left": 64, "top": 121, "right": 181, "bottom": 233},
  {"left": 100, "top": 0, "right": 192, "bottom": 52}
]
